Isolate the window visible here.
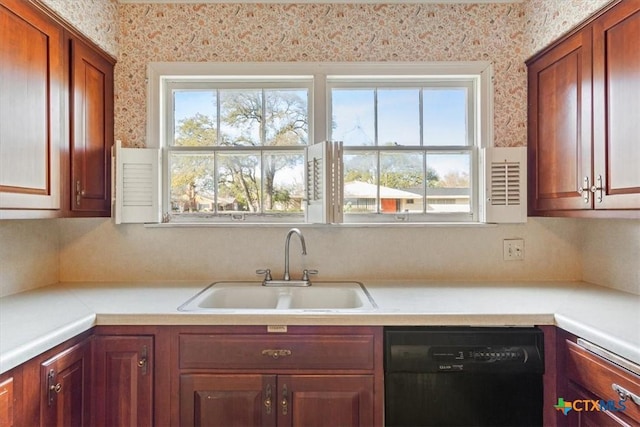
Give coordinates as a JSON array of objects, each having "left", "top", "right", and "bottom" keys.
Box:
[
  {"left": 147, "top": 62, "right": 493, "bottom": 224},
  {"left": 330, "top": 79, "right": 476, "bottom": 222},
  {"left": 165, "top": 79, "right": 312, "bottom": 221}
]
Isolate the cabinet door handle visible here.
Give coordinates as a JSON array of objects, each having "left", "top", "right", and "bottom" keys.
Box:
[
  {"left": 264, "top": 384, "right": 272, "bottom": 415},
  {"left": 138, "top": 345, "right": 148, "bottom": 375},
  {"left": 261, "top": 349, "right": 292, "bottom": 359},
  {"left": 47, "top": 369, "right": 61, "bottom": 406},
  {"left": 578, "top": 176, "right": 590, "bottom": 204},
  {"left": 75, "top": 180, "right": 82, "bottom": 206},
  {"left": 612, "top": 383, "right": 640, "bottom": 406},
  {"left": 590, "top": 175, "right": 604, "bottom": 203},
  {"left": 281, "top": 384, "right": 288, "bottom": 415}
]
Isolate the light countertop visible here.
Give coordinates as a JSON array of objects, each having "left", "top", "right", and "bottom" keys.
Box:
[{"left": 1, "top": 280, "right": 638, "bottom": 374}]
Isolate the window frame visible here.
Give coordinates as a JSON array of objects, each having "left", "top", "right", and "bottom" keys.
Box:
[{"left": 147, "top": 61, "right": 494, "bottom": 224}]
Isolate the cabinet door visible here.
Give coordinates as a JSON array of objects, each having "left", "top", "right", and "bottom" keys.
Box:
[
  {"left": 278, "top": 375, "right": 375, "bottom": 427},
  {"left": 40, "top": 340, "right": 89, "bottom": 427},
  {"left": 0, "top": 0, "right": 62, "bottom": 211},
  {"left": 69, "top": 36, "right": 114, "bottom": 215},
  {"left": 92, "top": 335, "right": 153, "bottom": 427},
  {"left": 592, "top": 0, "right": 640, "bottom": 210},
  {"left": 180, "top": 374, "right": 276, "bottom": 427},
  {"left": 0, "top": 377, "right": 14, "bottom": 426},
  {"left": 566, "top": 380, "right": 633, "bottom": 427},
  {"left": 527, "top": 27, "right": 593, "bottom": 213}
]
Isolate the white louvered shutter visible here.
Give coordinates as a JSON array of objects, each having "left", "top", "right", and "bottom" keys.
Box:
[
  {"left": 480, "top": 147, "right": 527, "bottom": 223},
  {"left": 305, "top": 141, "right": 343, "bottom": 224},
  {"left": 113, "top": 141, "right": 161, "bottom": 224}
]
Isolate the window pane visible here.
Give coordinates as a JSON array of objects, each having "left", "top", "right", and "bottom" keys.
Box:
[
  {"left": 343, "top": 152, "right": 378, "bottom": 213},
  {"left": 379, "top": 151, "right": 423, "bottom": 213},
  {"left": 265, "top": 89, "right": 309, "bottom": 146},
  {"left": 423, "top": 88, "right": 468, "bottom": 146},
  {"left": 263, "top": 152, "right": 304, "bottom": 213},
  {"left": 220, "top": 90, "right": 262, "bottom": 146},
  {"left": 173, "top": 90, "right": 217, "bottom": 146},
  {"left": 218, "top": 153, "right": 261, "bottom": 212},
  {"left": 426, "top": 152, "right": 471, "bottom": 213},
  {"left": 169, "top": 153, "right": 215, "bottom": 213},
  {"left": 378, "top": 89, "right": 420, "bottom": 147},
  {"left": 331, "top": 89, "right": 375, "bottom": 146}
]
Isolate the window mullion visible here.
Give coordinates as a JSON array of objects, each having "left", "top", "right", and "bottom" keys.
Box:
[
  {"left": 419, "top": 89, "right": 426, "bottom": 214},
  {"left": 374, "top": 88, "right": 380, "bottom": 214},
  {"left": 261, "top": 89, "right": 266, "bottom": 214},
  {"left": 214, "top": 89, "right": 220, "bottom": 214}
]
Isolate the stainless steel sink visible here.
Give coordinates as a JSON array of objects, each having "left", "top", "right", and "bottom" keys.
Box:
[{"left": 178, "top": 281, "right": 376, "bottom": 312}]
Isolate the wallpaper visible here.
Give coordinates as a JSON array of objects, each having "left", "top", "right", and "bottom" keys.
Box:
[
  {"left": 40, "top": 0, "right": 119, "bottom": 56},
  {"left": 116, "top": 3, "right": 528, "bottom": 148},
  {"left": 524, "top": 0, "right": 612, "bottom": 57}
]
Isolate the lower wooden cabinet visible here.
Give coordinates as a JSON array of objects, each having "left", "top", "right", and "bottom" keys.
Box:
[
  {"left": 92, "top": 334, "right": 153, "bottom": 427},
  {"left": 176, "top": 326, "right": 383, "bottom": 427},
  {"left": 561, "top": 337, "right": 640, "bottom": 426},
  {"left": 181, "top": 374, "right": 273, "bottom": 427},
  {"left": 1, "top": 325, "right": 383, "bottom": 426},
  {"left": 0, "top": 376, "right": 14, "bottom": 426},
  {"left": 39, "top": 339, "right": 90, "bottom": 427},
  {"left": 278, "top": 374, "right": 375, "bottom": 427},
  {"left": 180, "top": 373, "right": 375, "bottom": 427}
]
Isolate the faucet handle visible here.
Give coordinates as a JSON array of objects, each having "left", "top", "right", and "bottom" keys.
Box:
[
  {"left": 301, "top": 269, "right": 318, "bottom": 281},
  {"left": 256, "top": 269, "right": 273, "bottom": 281}
]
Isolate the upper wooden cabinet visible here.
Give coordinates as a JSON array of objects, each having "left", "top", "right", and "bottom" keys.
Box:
[
  {"left": 0, "top": 0, "right": 63, "bottom": 215},
  {"left": 0, "top": 0, "right": 114, "bottom": 219},
  {"left": 592, "top": 0, "right": 640, "bottom": 210},
  {"left": 527, "top": 0, "right": 640, "bottom": 218},
  {"left": 67, "top": 35, "right": 114, "bottom": 216}
]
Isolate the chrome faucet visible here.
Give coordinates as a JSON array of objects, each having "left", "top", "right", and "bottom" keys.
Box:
[
  {"left": 284, "top": 228, "right": 306, "bottom": 281},
  {"left": 257, "top": 228, "right": 317, "bottom": 286}
]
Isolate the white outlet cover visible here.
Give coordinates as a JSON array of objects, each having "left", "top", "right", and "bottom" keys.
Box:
[{"left": 503, "top": 239, "right": 524, "bottom": 261}]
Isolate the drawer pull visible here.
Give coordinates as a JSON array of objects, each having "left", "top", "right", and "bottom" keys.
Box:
[
  {"left": 261, "top": 349, "right": 292, "bottom": 359},
  {"left": 612, "top": 383, "right": 640, "bottom": 405}
]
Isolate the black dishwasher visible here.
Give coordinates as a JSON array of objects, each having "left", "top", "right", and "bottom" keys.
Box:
[{"left": 385, "top": 327, "right": 544, "bottom": 427}]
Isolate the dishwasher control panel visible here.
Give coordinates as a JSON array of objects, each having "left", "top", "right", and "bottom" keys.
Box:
[{"left": 385, "top": 327, "right": 544, "bottom": 374}]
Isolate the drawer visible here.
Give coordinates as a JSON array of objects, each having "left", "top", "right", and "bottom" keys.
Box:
[
  {"left": 180, "top": 333, "right": 375, "bottom": 371},
  {"left": 566, "top": 340, "right": 640, "bottom": 423}
]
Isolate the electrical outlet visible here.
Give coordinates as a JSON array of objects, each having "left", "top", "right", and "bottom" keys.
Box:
[{"left": 503, "top": 239, "right": 524, "bottom": 261}]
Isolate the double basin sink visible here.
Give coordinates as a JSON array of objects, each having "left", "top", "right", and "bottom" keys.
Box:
[{"left": 179, "top": 281, "right": 377, "bottom": 312}]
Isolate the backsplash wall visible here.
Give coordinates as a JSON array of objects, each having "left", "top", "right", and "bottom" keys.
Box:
[{"left": 57, "top": 218, "right": 582, "bottom": 284}]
